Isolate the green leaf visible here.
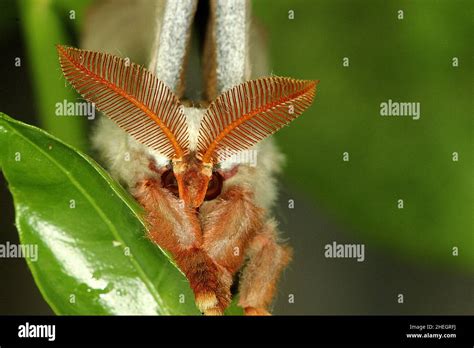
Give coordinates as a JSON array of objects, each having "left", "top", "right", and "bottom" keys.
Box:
[{"left": 0, "top": 112, "right": 201, "bottom": 315}]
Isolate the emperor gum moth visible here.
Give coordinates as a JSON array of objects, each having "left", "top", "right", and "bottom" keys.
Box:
[{"left": 57, "top": 0, "right": 318, "bottom": 315}]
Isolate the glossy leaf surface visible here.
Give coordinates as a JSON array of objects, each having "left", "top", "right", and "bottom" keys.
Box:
[{"left": 0, "top": 113, "right": 201, "bottom": 315}]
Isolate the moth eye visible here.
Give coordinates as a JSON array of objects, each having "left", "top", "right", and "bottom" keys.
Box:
[
  {"left": 205, "top": 172, "right": 223, "bottom": 201},
  {"left": 161, "top": 169, "right": 179, "bottom": 196}
]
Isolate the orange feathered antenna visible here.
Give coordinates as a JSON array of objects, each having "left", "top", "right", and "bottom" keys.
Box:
[
  {"left": 56, "top": 45, "right": 188, "bottom": 159},
  {"left": 197, "top": 76, "right": 318, "bottom": 164}
]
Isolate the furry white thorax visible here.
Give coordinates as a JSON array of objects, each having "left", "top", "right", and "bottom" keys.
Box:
[{"left": 183, "top": 106, "right": 204, "bottom": 151}]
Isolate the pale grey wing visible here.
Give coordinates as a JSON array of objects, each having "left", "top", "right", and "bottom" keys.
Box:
[
  {"left": 203, "top": 0, "right": 249, "bottom": 100},
  {"left": 149, "top": 0, "right": 198, "bottom": 96},
  {"left": 201, "top": 0, "right": 283, "bottom": 212},
  {"left": 80, "top": 0, "right": 162, "bottom": 67},
  {"left": 202, "top": 0, "right": 268, "bottom": 99},
  {"left": 213, "top": 0, "right": 249, "bottom": 93}
]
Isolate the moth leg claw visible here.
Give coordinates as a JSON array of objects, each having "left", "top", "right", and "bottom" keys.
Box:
[
  {"left": 195, "top": 291, "right": 219, "bottom": 312},
  {"left": 203, "top": 306, "right": 224, "bottom": 316},
  {"left": 244, "top": 307, "right": 271, "bottom": 316}
]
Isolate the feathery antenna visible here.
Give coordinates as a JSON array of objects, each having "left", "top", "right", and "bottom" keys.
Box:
[
  {"left": 197, "top": 76, "right": 318, "bottom": 164},
  {"left": 57, "top": 45, "right": 188, "bottom": 158}
]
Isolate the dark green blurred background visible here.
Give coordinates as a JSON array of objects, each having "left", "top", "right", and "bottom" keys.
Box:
[{"left": 0, "top": 0, "right": 472, "bottom": 314}]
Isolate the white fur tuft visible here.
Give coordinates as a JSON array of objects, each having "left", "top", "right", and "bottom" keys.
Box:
[{"left": 184, "top": 107, "right": 205, "bottom": 151}]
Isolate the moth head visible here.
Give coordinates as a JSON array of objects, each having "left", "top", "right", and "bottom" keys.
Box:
[
  {"left": 57, "top": 45, "right": 318, "bottom": 209},
  {"left": 160, "top": 155, "right": 224, "bottom": 208},
  {"left": 171, "top": 155, "right": 212, "bottom": 208}
]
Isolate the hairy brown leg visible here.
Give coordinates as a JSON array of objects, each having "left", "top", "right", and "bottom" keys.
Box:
[
  {"left": 133, "top": 179, "right": 201, "bottom": 251},
  {"left": 133, "top": 179, "right": 226, "bottom": 313},
  {"left": 238, "top": 220, "right": 292, "bottom": 316},
  {"left": 199, "top": 185, "right": 264, "bottom": 314}
]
